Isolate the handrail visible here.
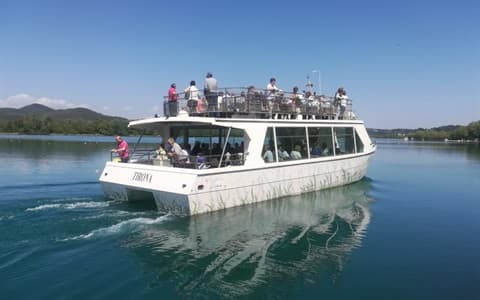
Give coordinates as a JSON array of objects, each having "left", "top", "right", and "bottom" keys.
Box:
[{"left": 161, "top": 87, "right": 355, "bottom": 120}]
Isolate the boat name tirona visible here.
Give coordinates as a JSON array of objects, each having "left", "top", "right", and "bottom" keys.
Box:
[{"left": 132, "top": 171, "right": 153, "bottom": 183}]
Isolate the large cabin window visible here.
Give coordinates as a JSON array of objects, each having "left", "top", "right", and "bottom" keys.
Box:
[
  {"left": 308, "top": 127, "right": 334, "bottom": 157},
  {"left": 275, "top": 127, "right": 308, "bottom": 161},
  {"left": 262, "top": 127, "right": 277, "bottom": 163},
  {"left": 334, "top": 127, "right": 355, "bottom": 155},
  {"left": 170, "top": 125, "right": 245, "bottom": 167}
]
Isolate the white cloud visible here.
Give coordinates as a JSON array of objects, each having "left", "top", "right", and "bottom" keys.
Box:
[
  {"left": 0, "top": 93, "right": 87, "bottom": 109},
  {"left": 0, "top": 93, "right": 35, "bottom": 108}
]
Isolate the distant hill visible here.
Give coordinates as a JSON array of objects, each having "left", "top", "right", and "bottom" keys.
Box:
[
  {"left": 0, "top": 104, "right": 134, "bottom": 135},
  {"left": 0, "top": 104, "right": 127, "bottom": 122}
]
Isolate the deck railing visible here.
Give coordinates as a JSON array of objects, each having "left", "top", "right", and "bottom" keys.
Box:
[
  {"left": 162, "top": 87, "right": 355, "bottom": 120},
  {"left": 111, "top": 149, "right": 246, "bottom": 169}
]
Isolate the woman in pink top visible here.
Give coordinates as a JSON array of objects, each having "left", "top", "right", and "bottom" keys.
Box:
[
  {"left": 167, "top": 83, "right": 178, "bottom": 116},
  {"left": 112, "top": 135, "right": 129, "bottom": 162},
  {"left": 168, "top": 83, "right": 178, "bottom": 101}
]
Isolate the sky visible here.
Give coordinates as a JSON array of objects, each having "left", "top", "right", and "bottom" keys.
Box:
[{"left": 0, "top": 0, "right": 479, "bottom": 129}]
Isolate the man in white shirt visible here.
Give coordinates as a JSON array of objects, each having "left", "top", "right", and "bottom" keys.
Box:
[
  {"left": 266, "top": 77, "right": 280, "bottom": 99},
  {"left": 167, "top": 137, "right": 184, "bottom": 161}
]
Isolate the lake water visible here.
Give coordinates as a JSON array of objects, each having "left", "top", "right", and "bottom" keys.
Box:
[{"left": 0, "top": 135, "right": 479, "bottom": 299}]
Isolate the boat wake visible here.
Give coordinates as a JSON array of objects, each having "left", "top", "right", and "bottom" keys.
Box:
[
  {"left": 60, "top": 215, "right": 171, "bottom": 241},
  {"left": 26, "top": 201, "right": 111, "bottom": 212}
]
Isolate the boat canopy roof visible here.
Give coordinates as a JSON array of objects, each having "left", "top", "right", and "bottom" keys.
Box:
[{"left": 128, "top": 115, "right": 247, "bottom": 131}]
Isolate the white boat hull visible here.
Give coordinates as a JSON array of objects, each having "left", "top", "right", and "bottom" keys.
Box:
[{"left": 100, "top": 151, "right": 374, "bottom": 215}]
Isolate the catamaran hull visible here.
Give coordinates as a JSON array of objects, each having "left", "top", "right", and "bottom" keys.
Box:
[{"left": 100, "top": 151, "right": 374, "bottom": 215}]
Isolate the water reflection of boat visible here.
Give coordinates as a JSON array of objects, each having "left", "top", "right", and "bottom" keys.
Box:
[{"left": 126, "top": 180, "right": 373, "bottom": 297}]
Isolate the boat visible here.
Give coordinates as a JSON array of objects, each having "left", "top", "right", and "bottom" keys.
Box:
[{"left": 99, "top": 86, "right": 376, "bottom": 215}]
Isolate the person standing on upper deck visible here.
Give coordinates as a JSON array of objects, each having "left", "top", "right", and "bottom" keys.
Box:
[
  {"left": 167, "top": 83, "right": 178, "bottom": 117},
  {"left": 266, "top": 78, "right": 280, "bottom": 98},
  {"left": 111, "top": 135, "right": 129, "bottom": 163},
  {"left": 185, "top": 80, "right": 200, "bottom": 113},
  {"left": 204, "top": 72, "right": 218, "bottom": 111},
  {"left": 334, "top": 87, "right": 349, "bottom": 119},
  {"left": 266, "top": 78, "right": 281, "bottom": 113}
]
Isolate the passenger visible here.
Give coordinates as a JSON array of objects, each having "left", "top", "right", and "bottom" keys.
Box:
[
  {"left": 263, "top": 146, "right": 274, "bottom": 163},
  {"left": 321, "top": 142, "right": 329, "bottom": 155},
  {"left": 267, "top": 77, "right": 280, "bottom": 100},
  {"left": 200, "top": 142, "right": 209, "bottom": 154},
  {"left": 225, "top": 142, "right": 232, "bottom": 154},
  {"left": 211, "top": 143, "right": 222, "bottom": 155},
  {"left": 335, "top": 87, "right": 349, "bottom": 119},
  {"left": 191, "top": 141, "right": 201, "bottom": 156},
  {"left": 167, "top": 137, "right": 184, "bottom": 161},
  {"left": 311, "top": 143, "right": 322, "bottom": 156},
  {"left": 168, "top": 83, "right": 178, "bottom": 116},
  {"left": 196, "top": 152, "right": 208, "bottom": 169},
  {"left": 204, "top": 72, "right": 218, "bottom": 111},
  {"left": 183, "top": 143, "right": 191, "bottom": 154},
  {"left": 197, "top": 97, "right": 207, "bottom": 113},
  {"left": 278, "top": 146, "right": 290, "bottom": 160},
  {"left": 184, "top": 80, "right": 200, "bottom": 113},
  {"left": 290, "top": 145, "right": 302, "bottom": 160},
  {"left": 267, "top": 78, "right": 280, "bottom": 96},
  {"left": 155, "top": 144, "right": 168, "bottom": 160},
  {"left": 290, "top": 86, "right": 302, "bottom": 114},
  {"left": 231, "top": 142, "right": 240, "bottom": 154},
  {"left": 266, "top": 78, "right": 281, "bottom": 112},
  {"left": 111, "top": 135, "right": 130, "bottom": 163}
]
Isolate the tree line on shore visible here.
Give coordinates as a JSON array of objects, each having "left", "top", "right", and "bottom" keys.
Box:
[
  {"left": 405, "top": 121, "right": 480, "bottom": 141},
  {"left": 369, "top": 121, "right": 480, "bottom": 141}
]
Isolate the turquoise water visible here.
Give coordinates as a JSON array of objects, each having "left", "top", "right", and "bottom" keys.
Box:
[{"left": 0, "top": 136, "right": 479, "bottom": 299}]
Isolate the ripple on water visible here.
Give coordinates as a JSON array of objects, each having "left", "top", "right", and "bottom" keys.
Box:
[
  {"left": 25, "top": 201, "right": 110, "bottom": 212},
  {"left": 60, "top": 214, "right": 172, "bottom": 241}
]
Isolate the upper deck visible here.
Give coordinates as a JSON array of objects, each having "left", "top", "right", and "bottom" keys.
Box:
[{"left": 163, "top": 87, "right": 355, "bottom": 120}]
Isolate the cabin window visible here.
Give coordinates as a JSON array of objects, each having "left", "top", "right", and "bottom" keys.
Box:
[
  {"left": 355, "top": 129, "right": 364, "bottom": 153},
  {"left": 262, "top": 127, "right": 277, "bottom": 163},
  {"left": 308, "top": 127, "right": 334, "bottom": 157},
  {"left": 170, "top": 125, "right": 245, "bottom": 167},
  {"left": 334, "top": 127, "right": 355, "bottom": 155},
  {"left": 275, "top": 127, "right": 308, "bottom": 161}
]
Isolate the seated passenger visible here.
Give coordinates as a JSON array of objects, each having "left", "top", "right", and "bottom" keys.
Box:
[
  {"left": 321, "top": 142, "right": 329, "bottom": 155},
  {"left": 191, "top": 141, "right": 201, "bottom": 156},
  {"left": 290, "top": 145, "right": 302, "bottom": 160},
  {"left": 167, "top": 137, "right": 184, "bottom": 161},
  {"left": 278, "top": 146, "right": 290, "bottom": 160},
  {"left": 196, "top": 152, "right": 209, "bottom": 169},
  {"left": 155, "top": 145, "right": 168, "bottom": 160},
  {"left": 263, "top": 146, "right": 274, "bottom": 163},
  {"left": 311, "top": 144, "right": 322, "bottom": 156}
]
